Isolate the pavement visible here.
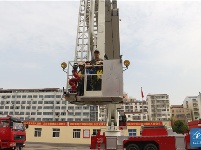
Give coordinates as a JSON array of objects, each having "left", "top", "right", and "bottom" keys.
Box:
[{"left": 23, "top": 142, "right": 90, "bottom": 150}]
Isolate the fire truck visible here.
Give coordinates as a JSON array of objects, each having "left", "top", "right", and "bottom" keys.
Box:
[
  {"left": 61, "top": 0, "right": 201, "bottom": 149},
  {"left": 0, "top": 116, "right": 27, "bottom": 150}
]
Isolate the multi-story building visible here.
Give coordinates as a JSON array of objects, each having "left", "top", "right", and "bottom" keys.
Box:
[
  {"left": 183, "top": 96, "right": 200, "bottom": 120},
  {"left": 0, "top": 88, "right": 99, "bottom": 121},
  {"left": 147, "top": 94, "right": 170, "bottom": 121},
  {"left": 170, "top": 105, "right": 192, "bottom": 123},
  {"left": 120, "top": 98, "right": 148, "bottom": 121},
  {"left": 98, "top": 98, "right": 148, "bottom": 121}
]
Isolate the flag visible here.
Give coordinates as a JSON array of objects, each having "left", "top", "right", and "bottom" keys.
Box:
[{"left": 141, "top": 87, "right": 144, "bottom": 98}]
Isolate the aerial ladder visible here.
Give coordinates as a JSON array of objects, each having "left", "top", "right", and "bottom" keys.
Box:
[{"left": 61, "top": 0, "right": 130, "bottom": 137}]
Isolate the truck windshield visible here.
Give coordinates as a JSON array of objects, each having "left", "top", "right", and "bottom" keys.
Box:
[{"left": 13, "top": 122, "right": 24, "bottom": 131}]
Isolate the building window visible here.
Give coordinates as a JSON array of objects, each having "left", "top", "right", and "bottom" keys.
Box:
[
  {"left": 37, "top": 112, "right": 42, "bottom": 115},
  {"left": 34, "top": 128, "right": 42, "bottom": 137},
  {"left": 75, "top": 118, "right": 81, "bottom": 121},
  {"left": 61, "top": 106, "right": 66, "bottom": 110},
  {"left": 28, "top": 95, "right": 32, "bottom": 98},
  {"left": 67, "top": 118, "right": 73, "bottom": 121},
  {"left": 38, "top": 101, "right": 43, "bottom": 104},
  {"left": 22, "top": 95, "right": 26, "bottom": 98},
  {"left": 93, "top": 129, "right": 101, "bottom": 135},
  {"left": 56, "top": 95, "right": 61, "bottom": 98},
  {"left": 128, "top": 129, "right": 136, "bottom": 136},
  {"left": 33, "top": 95, "right": 37, "bottom": 98},
  {"left": 52, "top": 128, "right": 60, "bottom": 138},
  {"left": 75, "top": 112, "right": 81, "bottom": 116},
  {"left": 45, "top": 95, "right": 55, "bottom": 98},
  {"left": 73, "top": 129, "right": 81, "bottom": 138},
  {"left": 39, "top": 95, "right": 43, "bottom": 98},
  {"left": 17, "top": 95, "right": 21, "bottom": 98}
]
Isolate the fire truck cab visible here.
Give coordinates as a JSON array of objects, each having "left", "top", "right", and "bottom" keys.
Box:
[{"left": 0, "top": 116, "right": 27, "bottom": 150}]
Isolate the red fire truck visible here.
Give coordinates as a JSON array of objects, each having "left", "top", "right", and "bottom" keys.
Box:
[
  {"left": 90, "top": 120, "right": 201, "bottom": 150},
  {"left": 0, "top": 116, "right": 27, "bottom": 150}
]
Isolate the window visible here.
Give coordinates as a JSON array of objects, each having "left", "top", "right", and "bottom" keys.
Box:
[
  {"left": 22, "top": 95, "right": 26, "bottom": 98},
  {"left": 75, "top": 106, "right": 82, "bottom": 110},
  {"left": 39, "top": 95, "right": 43, "bottom": 98},
  {"left": 38, "top": 101, "right": 43, "bottom": 104},
  {"left": 83, "top": 112, "right": 89, "bottom": 116},
  {"left": 73, "top": 129, "right": 81, "bottom": 138},
  {"left": 75, "top": 118, "right": 81, "bottom": 121},
  {"left": 93, "top": 129, "right": 101, "bottom": 135},
  {"left": 31, "top": 112, "right": 36, "bottom": 115},
  {"left": 34, "top": 128, "right": 42, "bottom": 137},
  {"left": 33, "top": 95, "right": 37, "bottom": 98},
  {"left": 128, "top": 129, "right": 136, "bottom": 136},
  {"left": 32, "top": 101, "right": 37, "bottom": 104},
  {"left": 75, "top": 112, "right": 81, "bottom": 116},
  {"left": 20, "top": 112, "right": 24, "bottom": 115},
  {"left": 56, "top": 95, "right": 61, "bottom": 98},
  {"left": 45, "top": 95, "right": 55, "bottom": 98},
  {"left": 61, "top": 112, "right": 66, "bottom": 115},
  {"left": 37, "top": 112, "right": 42, "bottom": 115},
  {"left": 56, "top": 101, "right": 60, "bottom": 104},
  {"left": 44, "top": 101, "right": 54, "bottom": 104},
  {"left": 62, "top": 101, "right": 66, "bottom": 104},
  {"left": 55, "top": 106, "right": 60, "bottom": 110},
  {"left": 61, "top": 106, "right": 66, "bottom": 110},
  {"left": 32, "top": 106, "right": 36, "bottom": 109},
  {"left": 38, "top": 106, "right": 42, "bottom": 109},
  {"left": 52, "top": 128, "right": 60, "bottom": 137},
  {"left": 68, "top": 112, "right": 73, "bottom": 116},
  {"left": 83, "top": 118, "right": 89, "bottom": 121},
  {"left": 26, "top": 112, "right": 30, "bottom": 115},
  {"left": 68, "top": 106, "right": 74, "bottom": 110},
  {"left": 16, "top": 101, "right": 20, "bottom": 104},
  {"left": 67, "top": 118, "right": 73, "bottom": 121},
  {"left": 5, "top": 106, "right": 9, "bottom": 109},
  {"left": 27, "top": 95, "right": 32, "bottom": 98},
  {"left": 17, "top": 95, "right": 21, "bottom": 98},
  {"left": 83, "top": 106, "right": 89, "bottom": 110},
  {"left": 21, "top": 101, "right": 26, "bottom": 104},
  {"left": 12, "top": 95, "right": 15, "bottom": 98}
]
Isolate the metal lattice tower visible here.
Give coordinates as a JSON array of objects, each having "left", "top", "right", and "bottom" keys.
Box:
[{"left": 74, "top": 0, "right": 98, "bottom": 62}]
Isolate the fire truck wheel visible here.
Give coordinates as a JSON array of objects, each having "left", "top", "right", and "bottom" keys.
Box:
[
  {"left": 126, "top": 143, "right": 140, "bottom": 150},
  {"left": 15, "top": 147, "right": 22, "bottom": 150},
  {"left": 143, "top": 143, "right": 158, "bottom": 150}
]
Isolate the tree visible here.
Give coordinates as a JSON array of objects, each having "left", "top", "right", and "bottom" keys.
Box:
[{"left": 172, "top": 120, "right": 188, "bottom": 134}]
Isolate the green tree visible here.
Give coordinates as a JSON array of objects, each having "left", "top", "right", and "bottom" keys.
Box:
[{"left": 172, "top": 120, "right": 188, "bottom": 134}]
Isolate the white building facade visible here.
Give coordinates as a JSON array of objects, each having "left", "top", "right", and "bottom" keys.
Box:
[
  {"left": 183, "top": 96, "right": 200, "bottom": 120},
  {"left": 119, "top": 98, "right": 148, "bottom": 121},
  {"left": 0, "top": 88, "right": 99, "bottom": 121},
  {"left": 146, "top": 94, "right": 171, "bottom": 121}
]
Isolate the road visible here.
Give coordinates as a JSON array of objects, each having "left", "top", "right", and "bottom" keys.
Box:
[{"left": 23, "top": 143, "right": 90, "bottom": 150}]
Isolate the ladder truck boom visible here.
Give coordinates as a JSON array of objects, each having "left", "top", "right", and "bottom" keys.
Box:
[{"left": 61, "top": 0, "right": 130, "bottom": 138}]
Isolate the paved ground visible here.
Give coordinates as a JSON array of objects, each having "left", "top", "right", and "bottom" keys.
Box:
[{"left": 23, "top": 142, "right": 90, "bottom": 150}]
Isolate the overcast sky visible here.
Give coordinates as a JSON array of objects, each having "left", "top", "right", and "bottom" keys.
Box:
[{"left": 0, "top": 1, "right": 201, "bottom": 105}]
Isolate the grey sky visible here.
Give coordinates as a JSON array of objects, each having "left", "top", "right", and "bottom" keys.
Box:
[{"left": 0, "top": 1, "right": 201, "bottom": 105}]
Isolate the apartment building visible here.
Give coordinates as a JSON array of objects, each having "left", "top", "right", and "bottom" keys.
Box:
[
  {"left": 147, "top": 94, "right": 171, "bottom": 121},
  {"left": 183, "top": 96, "right": 200, "bottom": 120},
  {"left": 170, "top": 105, "right": 192, "bottom": 123},
  {"left": 0, "top": 88, "right": 99, "bottom": 121},
  {"left": 120, "top": 98, "right": 148, "bottom": 121}
]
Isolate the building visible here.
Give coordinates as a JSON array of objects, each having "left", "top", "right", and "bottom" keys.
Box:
[
  {"left": 25, "top": 120, "right": 171, "bottom": 144},
  {"left": 170, "top": 105, "right": 192, "bottom": 123},
  {"left": 120, "top": 98, "right": 148, "bottom": 121},
  {"left": 0, "top": 88, "right": 99, "bottom": 121},
  {"left": 146, "top": 94, "right": 171, "bottom": 121},
  {"left": 183, "top": 96, "right": 200, "bottom": 120}
]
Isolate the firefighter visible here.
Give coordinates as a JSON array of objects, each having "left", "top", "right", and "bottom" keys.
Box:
[
  {"left": 77, "top": 62, "right": 85, "bottom": 96},
  {"left": 91, "top": 50, "right": 103, "bottom": 91},
  {"left": 93, "top": 60, "right": 103, "bottom": 91},
  {"left": 85, "top": 61, "right": 93, "bottom": 91},
  {"left": 91, "top": 50, "right": 103, "bottom": 65}
]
